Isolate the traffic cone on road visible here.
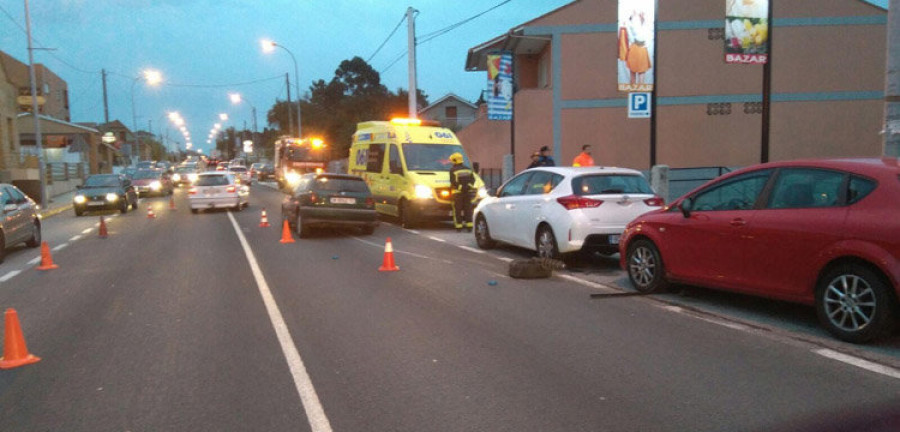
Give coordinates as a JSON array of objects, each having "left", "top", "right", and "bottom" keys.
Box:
[
  {"left": 279, "top": 219, "right": 295, "bottom": 244},
  {"left": 378, "top": 237, "right": 399, "bottom": 272},
  {"left": 169, "top": 195, "right": 176, "bottom": 210},
  {"left": 99, "top": 216, "right": 108, "bottom": 238},
  {"left": 36, "top": 241, "right": 58, "bottom": 270},
  {"left": 147, "top": 205, "right": 156, "bottom": 219},
  {"left": 0, "top": 309, "right": 40, "bottom": 369},
  {"left": 259, "top": 209, "right": 270, "bottom": 228}
]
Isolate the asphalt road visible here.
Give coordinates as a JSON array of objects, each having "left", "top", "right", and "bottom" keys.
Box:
[{"left": 0, "top": 184, "right": 897, "bottom": 431}]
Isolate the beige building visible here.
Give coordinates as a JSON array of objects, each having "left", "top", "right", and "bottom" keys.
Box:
[
  {"left": 418, "top": 93, "right": 478, "bottom": 132},
  {"left": 460, "top": 0, "right": 887, "bottom": 180}
]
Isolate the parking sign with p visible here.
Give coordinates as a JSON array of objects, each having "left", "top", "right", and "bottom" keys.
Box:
[{"left": 628, "top": 92, "right": 651, "bottom": 119}]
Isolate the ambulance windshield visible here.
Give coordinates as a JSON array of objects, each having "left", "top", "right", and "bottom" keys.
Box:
[
  {"left": 402, "top": 144, "right": 469, "bottom": 171},
  {"left": 287, "top": 146, "right": 328, "bottom": 162}
]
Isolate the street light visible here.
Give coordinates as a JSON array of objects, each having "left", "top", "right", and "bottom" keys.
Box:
[
  {"left": 130, "top": 69, "right": 163, "bottom": 165},
  {"left": 262, "top": 39, "right": 301, "bottom": 138},
  {"left": 229, "top": 93, "right": 258, "bottom": 158}
]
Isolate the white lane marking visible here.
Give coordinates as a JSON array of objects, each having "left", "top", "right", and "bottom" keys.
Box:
[
  {"left": 405, "top": 229, "right": 420, "bottom": 235},
  {"left": 81, "top": 228, "right": 93, "bottom": 234},
  {"left": 52, "top": 243, "right": 68, "bottom": 252},
  {"left": 28, "top": 257, "right": 41, "bottom": 266},
  {"left": 458, "top": 245, "right": 485, "bottom": 254},
  {"left": 496, "top": 257, "right": 514, "bottom": 263},
  {"left": 226, "top": 212, "right": 333, "bottom": 432},
  {"left": 0, "top": 270, "right": 21, "bottom": 283},
  {"left": 350, "top": 236, "right": 454, "bottom": 264},
  {"left": 557, "top": 274, "right": 619, "bottom": 293},
  {"left": 70, "top": 235, "right": 82, "bottom": 242},
  {"left": 814, "top": 349, "right": 900, "bottom": 380},
  {"left": 426, "top": 236, "right": 446, "bottom": 243}
]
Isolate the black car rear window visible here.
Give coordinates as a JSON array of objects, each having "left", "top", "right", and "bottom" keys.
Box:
[
  {"left": 314, "top": 177, "right": 369, "bottom": 193},
  {"left": 195, "top": 175, "right": 229, "bottom": 186},
  {"left": 572, "top": 174, "right": 653, "bottom": 195}
]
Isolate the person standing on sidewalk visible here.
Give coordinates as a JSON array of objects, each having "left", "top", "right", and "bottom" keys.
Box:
[
  {"left": 448, "top": 152, "right": 476, "bottom": 232},
  {"left": 572, "top": 145, "right": 595, "bottom": 167}
]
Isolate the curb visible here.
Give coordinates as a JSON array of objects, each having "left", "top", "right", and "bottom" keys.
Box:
[{"left": 39, "top": 203, "right": 73, "bottom": 219}]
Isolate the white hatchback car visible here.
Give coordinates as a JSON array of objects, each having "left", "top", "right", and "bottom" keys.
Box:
[
  {"left": 188, "top": 172, "right": 249, "bottom": 213},
  {"left": 473, "top": 166, "right": 662, "bottom": 259},
  {"left": 227, "top": 166, "right": 252, "bottom": 186}
]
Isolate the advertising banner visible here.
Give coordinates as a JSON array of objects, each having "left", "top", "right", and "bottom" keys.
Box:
[
  {"left": 486, "top": 53, "right": 513, "bottom": 121},
  {"left": 617, "top": 0, "right": 655, "bottom": 92},
  {"left": 725, "top": 0, "right": 769, "bottom": 64}
]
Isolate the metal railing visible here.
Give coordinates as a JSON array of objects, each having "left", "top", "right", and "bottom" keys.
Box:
[
  {"left": 668, "top": 166, "right": 735, "bottom": 200},
  {"left": 479, "top": 168, "right": 504, "bottom": 191},
  {"left": 47, "top": 162, "right": 87, "bottom": 182}
]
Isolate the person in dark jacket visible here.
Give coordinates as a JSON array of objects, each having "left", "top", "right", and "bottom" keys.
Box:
[
  {"left": 528, "top": 146, "right": 555, "bottom": 168},
  {"left": 448, "top": 152, "right": 476, "bottom": 231}
]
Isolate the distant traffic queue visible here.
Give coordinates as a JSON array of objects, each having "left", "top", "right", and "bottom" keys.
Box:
[{"left": 274, "top": 136, "right": 328, "bottom": 190}]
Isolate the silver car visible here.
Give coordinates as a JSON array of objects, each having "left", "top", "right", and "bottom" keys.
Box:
[
  {"left": 188, "top": 173, "right": 249, "bottom": 213},
  {"left": 0, "top": 184, "right": 41, "bottom": 263}
]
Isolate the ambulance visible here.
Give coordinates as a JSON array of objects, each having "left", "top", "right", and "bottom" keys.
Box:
[{"left": 348, "top": 118, "right": 486, "bottom": 228}]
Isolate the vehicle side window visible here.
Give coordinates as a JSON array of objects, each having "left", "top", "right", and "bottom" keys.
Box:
[
  {"left": 692, "top": 170, "right": 771, "bottom": 211},
  {"left": 767, "top": 168, "right": 844, "bottom": 209},
  {"left": 498, "top": 172, "right": 532, "bottom": 197},
  {"left": 524, "top": 171, "right": 558, "bottom": 195},
  {"left": 7, "top": 187, "right": 26, "bottom": 204},
  {"left": 366, "top": 144, "right": 385, "bottom": 173},
  {"left": 0, "top": 187, "right": 10, "bottom": 206},
  {"left": 388, "top": 145, "right": 402, "bottom": 174},
  {"left": 847, "top": 175, "right": 876, "bottom": 204}
]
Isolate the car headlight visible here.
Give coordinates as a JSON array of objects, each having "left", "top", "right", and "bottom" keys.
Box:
[
  {"left": 172, "top": 174, "right": 182, "bottom": 182},
  {"left": 74, "top": 195, "right": 86, "bottom": 204},
  {"left": 106, "top": 193, "right": 119, "bottom": 202},
  {"left": 477, "top": 187, "right": 488, "bottom": 199},
  {"left": 150, "top": 181, "right": 162, "bottom": 190},
  {"left": 414, "top": 184, "right": 434, "bottom": 199},
  {"left": 286, "top": 171, "right": 302, "bottom": 186},
  {"left": 188, "top": 173, "right": 199, "bottom": 182}
]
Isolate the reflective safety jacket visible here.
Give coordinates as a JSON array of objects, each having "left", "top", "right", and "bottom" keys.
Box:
[{"left": 449, "top": 163, "right": 475, "bottom": 194}]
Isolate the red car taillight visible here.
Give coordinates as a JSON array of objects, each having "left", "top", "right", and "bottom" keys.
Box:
[
  {"left": 557, "top": 195, "right": 603, "bottom": 210},
  {"left": 644, "top": 196, "right": 665, "bottom": 207},
  {"left": 188, "top": 187, "right": 197, "bottom": 195},
  {"left": 310, "top": 192, "right": 318, "bottom": 204},
  {"left": 365, "top": 197, "right": 374, "bottom": 207},
  {"left": 226, "top": 185, "right": 236, "bottom": 193}
]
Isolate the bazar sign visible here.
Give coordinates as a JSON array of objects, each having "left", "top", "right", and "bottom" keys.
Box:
[{"left": 725, "top": 53, "right": 768, "bottom": 64}]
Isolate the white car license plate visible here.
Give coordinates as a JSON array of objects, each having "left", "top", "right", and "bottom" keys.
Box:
[
  {"left": 88, "top": 201, "right": 106, "bottom": 207},
  {"left": 608, "top": 235, "right": 620, "bottom": 245},
  {"left": 330, "top": 197, "right": 355, "bottom": 205}
]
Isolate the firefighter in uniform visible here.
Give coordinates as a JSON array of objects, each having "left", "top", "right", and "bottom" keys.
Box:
[{"left": 448, "top": 152, "right": 476, "bottom": 232}]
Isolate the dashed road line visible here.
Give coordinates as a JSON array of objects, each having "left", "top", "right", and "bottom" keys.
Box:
[
  {"left": 350, "top": 236, "right": 454, "bottom": 264},
  {"left": 28, "top": 257, "right": 41, "bottom": 266},
  {"left": 70, "top": 235, "right": 82, "bottom": 242},
  {"left": 557, "top": 274, "right": 618, "bottom": 293},
  {"left": 426, "top": 236, "right": 446, "bottom": 243},
  {"left": 814, "top": 349, "right": 900, "bottom": 379},
  {"left": 81, "top": 228, "right": 93, "bottom": 234},
  {"left": 52, "top": 243, "right": 68, "bottom": 252},
  {"left": 0, "top": 271, "right": 21, "bottom": 283},
  {"left": 457, "top": 245, "right": 484, "bottom": 254}
]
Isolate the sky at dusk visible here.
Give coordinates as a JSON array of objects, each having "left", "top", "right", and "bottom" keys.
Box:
[{"left": 0, "top": 0, "right": 889, "bottom": 155}]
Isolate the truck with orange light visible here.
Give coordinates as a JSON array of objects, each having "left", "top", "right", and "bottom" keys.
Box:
[
  {"left": 348, "top": 118, "right": 486, "bottom": 228},
  {"left": 273, "top": 136, "right": 328, "bottom": 190}
]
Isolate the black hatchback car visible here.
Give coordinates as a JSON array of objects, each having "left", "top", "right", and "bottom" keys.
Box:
[
  {"left": 281, "top": 173, "right": 378, "bottom": 237},
  {"left": 73, "top": 174, "right": 138, "bottom": 216}
]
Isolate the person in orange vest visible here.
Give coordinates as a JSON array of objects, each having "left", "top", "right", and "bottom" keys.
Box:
[{"left": 572, "top": 145, "right": 595, "bottom": 167}]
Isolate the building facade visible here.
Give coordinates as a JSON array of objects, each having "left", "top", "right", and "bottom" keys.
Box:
[
  {"left": 460, "top": 0, "right": 887, "bottom": 178},
  {"left": 418, "top": 93, "right": 478, "bottom": 132}
]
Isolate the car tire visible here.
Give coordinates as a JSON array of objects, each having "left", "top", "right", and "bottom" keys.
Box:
[
  {"left": 475, "top": 215, "right": 496, "bottom": 249},
  {"left": 399, "top": 199, "right": 415, "bottom": 229},
  {"left": 131, "top": 198, "right": 139, "bottom": 210},
  {"left": 625, "top": 239, "right": 669, "bottom": 293},
  {"left": 74, "top": 207, "right": 84, "bottom": 217},
  {"left": 296, "top": 214, "right": 310, "bottom": 238},
  {"left": 815, "top": 264, "right": 898, "bottom": 344},
  {"left": 120, "top": 199, "right": 128, "bottom": 214},
  {"left": 535, "top": 225, "right": 560, "bottom": 260},
  {"left": 25, "top": 220, "right": 40, "bottom": 248}
]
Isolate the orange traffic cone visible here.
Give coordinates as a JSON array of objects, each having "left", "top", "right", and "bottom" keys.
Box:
[
  {"left": 259, "top": 209, "right": 270, "bottom": 228},
  {"left": 378, "top": 237, "right": 399, "bottom": 272},
  {"left": 99, "top": 215, "right": 108, "bottom": 238},
  {"left": 36, "top": 241, "right": 58, "bottom": 270},
  {"left": 147, "top": 205, "right": 156, "bottom": 219},
  {"left": 169, "top": 196, "right": 176, "bottom": 210},
  {"left": 0, "top": 309, "right": 40, "bottom": 369},
  {"left": 279, "top": 219, "right": 295, "bottom": 243}
]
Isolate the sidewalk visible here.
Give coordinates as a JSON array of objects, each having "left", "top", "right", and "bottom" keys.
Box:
[{"left": 38, "top": 190, "right": 76, "bottom": 219}]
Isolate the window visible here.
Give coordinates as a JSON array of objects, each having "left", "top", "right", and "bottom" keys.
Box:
[
  {"left": 767, "top": 168, "right": 844, "bottom": 209},
  {"left": 388, "top": 144, "right": 402, "bottom": 174},
  {"left": 538, "top": 53, "right": 549, "bottom": 88},
  {"left": 524, "top": 171, "right": 562, "bottom": 195},
  {"left": 573, "top": 174, "right": 653, "bottom": 195},
  {"left": 691, "top": 170, "right": 772, "bottom": 211},
  {"left": 498, "top": 172, "right": 532, "bottom": 197},
  {"left": 848, "top": 175, "right": 877, "bottom": 205},
  {"left": 366, "top": 144, "right": 385, "bottom": 173},
  {"left": 445, "top": 106, "right": 457, "bottom": 119}
]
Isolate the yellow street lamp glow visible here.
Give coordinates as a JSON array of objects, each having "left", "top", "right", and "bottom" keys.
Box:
[
  {"left": 219, "top": 113, "right": 228, "bottom": 121},
  {"left": 143, "top": 69, "right": 163, "bottom": 86},
  {"left": 261, "top": 39, "right": 276, "bottom": 53},
  {"left": 214, "top": 123, "right": 221, "bottom": 129},
  {"left": 229, "top": 93, "right": 242, "bottom": 104},
  {"left": 168, "top": 112, "right": 180, "bottom": 121}
]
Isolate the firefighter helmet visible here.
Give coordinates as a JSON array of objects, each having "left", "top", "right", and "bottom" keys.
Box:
[{"left": 449, "top": 152, "right": 464, "bottom": 164}]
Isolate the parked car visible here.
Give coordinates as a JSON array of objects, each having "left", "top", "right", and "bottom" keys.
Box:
[
  {"left": 172, "top": 166, "right": 200, "bottom": 186},
  {"left": 121, "top": 166, "right": 137, "bottom": 179},
  {"left": 136, "top": 160, "right": 156, "bottom": 170},
  {"left": 473, "top": 167, "right": 663, "bottom": 259},
  {"left": 256, "top": 163, "right": 275, "bottom": 182},
  {"left": 620, "top": 157, "right": 900, "bottom": 343},
  {"left": 73, "top": 174, "right": 138, "bottom": 216},
  {"left": 0, "top": 183, "right": 41, "bottom": 263},
  {"left": 281, "top": 173, "right": 378, "bottom": 237},
  {"left": 189, "top": 172, "right": 249, "bottom": 213},
  {"left": 131, "top": 169, "right": 174, "bottom": 197},
  {"left": 227, "top": 165, "right": 252, "bottom": 185}
]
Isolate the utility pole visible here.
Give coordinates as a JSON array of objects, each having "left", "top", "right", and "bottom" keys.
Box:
[
  {"left": 407, "top": 7, "right": 418, "bottom": 118},
  {"left": 24, "top": 0, "right": 47, "bottom": 209},
  {"left": 285, "top": 73, "right": 294, "bottom": 136},
  {"left": 885, "top": 0, "right": 900, "bottom": 157},
  {"left": 102, "top": 69, "right": 109, "bottom": 124}
]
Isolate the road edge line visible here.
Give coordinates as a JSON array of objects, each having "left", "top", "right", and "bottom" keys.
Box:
[{"left": 227, "top": 212, "right": 333, "bottom": 432}]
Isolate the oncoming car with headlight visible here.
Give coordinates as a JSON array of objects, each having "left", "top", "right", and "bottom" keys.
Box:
[
  {"left": 73, "top": 174, "right": 138, "bottom": 216},
  {"left": 131, "top": 169, "right": 174, "bottom": 197},
  {"left": 172, "top": 165, "right": 200, "bottom": 186}
]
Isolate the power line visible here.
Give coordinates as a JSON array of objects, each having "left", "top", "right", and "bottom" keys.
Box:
[
  {"left": 106, "top": 71, "right": 284, "bottom": 88},
  {"left": 367, "top": 14, "right": 407, "bottom": 63},
  {"left": 418, "top": 0, "right": 513, "bottom": 45},
  {"left": 0, "top": 3, "right": 101, "bottom": 75}
]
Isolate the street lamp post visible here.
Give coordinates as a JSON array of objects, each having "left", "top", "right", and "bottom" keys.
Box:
[
  {"left": 130, "top": 70, "right": 162, "bottom": 166},
  {"left": 262, "top": 40, "right": 301, "bottom": 138},
  {"left": 24, "top": 0, "right": 47, "bottom": 209}
]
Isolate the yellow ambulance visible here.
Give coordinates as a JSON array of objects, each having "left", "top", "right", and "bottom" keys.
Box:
[{"left": 349, "top": 118, "right": 486, "bottom": 228}]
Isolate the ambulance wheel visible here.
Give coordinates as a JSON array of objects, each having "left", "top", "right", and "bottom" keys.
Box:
[{"left": 399, "top": 199, "right": 416, "bottom": 229}]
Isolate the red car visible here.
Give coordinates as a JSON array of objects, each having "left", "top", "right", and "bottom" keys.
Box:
[{"left": 620, "top": 158, "right": 900, "bottom": 343}]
